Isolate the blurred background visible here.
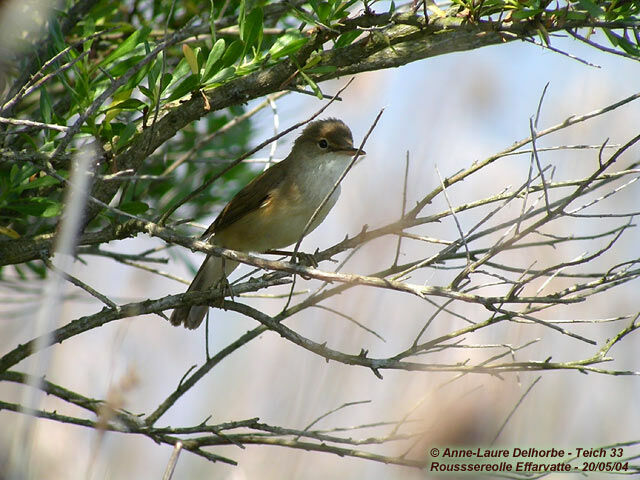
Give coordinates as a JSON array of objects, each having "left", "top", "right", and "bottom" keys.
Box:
[{"left": 1, "top": 1, "right": 640, "bottom": 478}]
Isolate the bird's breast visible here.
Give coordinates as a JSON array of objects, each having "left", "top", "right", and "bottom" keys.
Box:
[{"left": 214, "top": 153, "right": 352, "bottom": 252}]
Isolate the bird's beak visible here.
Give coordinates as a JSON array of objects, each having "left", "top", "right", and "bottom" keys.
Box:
[{"left": 338, "top": 146, "right": 365, "bottom": 156}]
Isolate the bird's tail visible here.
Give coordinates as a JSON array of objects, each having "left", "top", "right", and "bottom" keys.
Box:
[{"left": 170, "top": 255, "right": 238, "bottom": 329}]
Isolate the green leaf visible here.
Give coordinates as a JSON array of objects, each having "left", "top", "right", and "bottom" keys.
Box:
[
  {"left": 103, "top": 89, "right": 133, "bottom": 123},
  {"left": 611, "top": 32, "right": 640, "bottom": 56},
  {"left": 160, "top": 73, "right": 172, "bottom": 94},
  {"left": 298, "top": 69, "right": 322, "bottom": 99},
  {"left": 110, "top": 54, "right": 146, "bottom": 76},
  {"left": 209, "top": 0, "right": 217, "bottom": 40},
  {"left": 603, "top": 28, "right": 620, "bottom": 47},
  {"left": 13, "top": 264, "right": 27, "bottom": 281},
  {"left": 168, "top": 58, "right": 191, "bottom": 89},
  {"left": 202, "top": 38, "right": 226, "bottom": 81},
  {"left": 313, "top": 2, "right": 332, "bottom": 22},
  {"left": 41, "top": 201, "right": 62, "bottom": 217},
  {"left": 166, "top": 74, "right": 201, "bottom": 102},
  {"left": 7, "top": 198, "right": 62, "bottom": 217},
  {"left": 238, "top": 0, "right": 247, "bottom": 33},
  {"left": 147, "top": 51, "right": 163, "bottom": 94},
  {"left": 24, "top": 261, "right": 47, "bottom": 278},
  {"left": 576, "top": 0, "right": 604, "bottom": 17},
  {"left": 562, "top": 10, "right": 588, "bottom": 20},
  {"left": 268, "top": 30, "right": 308, "bottom": 60},
  {"left": 241, "top": 7, "right": 263, "bottom": 55},
  {"left": 120, "top": 201, "right": 149, "bottom": 215},
  {"left": 234, "top": 63, "right": 260, "bottom": 76},
  {"left": 221, "top": 40, "right": 244, "bottom": 67},
  {"left": 115, "top": 122, "right": 138, "bottom": 151},
  {"left": 511, "top": 8, "right": 543, "bottom": 19},
  {"left": 303, "top": 55, "right": 322, "bottom": 70},
  {"left": 126, "top": 58, "right": 155, "bottom": 92},
  {"left": 139, "top": 85, "right": 154, "bottom": 99},
  {"left": 48, "top": 18, "right": 65, "bottom": 51},
  {"left": 40, "top": 88, "right": 53, "bottom": 124},
  {"left": 18, "top": 133, "right": 38, "bottom": 150},
  {"left": 58, "top": 69, "right": 83, "bottom": 108},
  {"left": 335, "top": 30, "right": 361, "bottom": 49},
  {"left": 102, "top": 98, "right": 146, "bottom": 112},
  {"left": 9, "top": 164, "right": 20, "bottom": 184},
  {"left": 19, "top": 175, "right": 60, "bottom": 191},
  {"left": 101, "top": 26, "right": 151, "bottom": 67},
  {"left": 204, "top": 66, "right": 235, "bottom": 85},
  {"left": 306, "top": 65, "right": 337, "bottom": 74},
  {"left": 15, "top": 165, "right": 36, "bottom": 186},
  {"left": 290, "top": 7, "right": 321, "bottom": 27}
]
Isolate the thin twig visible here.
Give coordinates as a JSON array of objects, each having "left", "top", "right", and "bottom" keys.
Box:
[
  {"left": 312, "top": 305, "right": 386, "bottom": 342},
  {"left": 392, "top": 151, "right": 410, "bottom": 267},
  {"left": 491, "top": 376, "right": 542, "bottom": 444},
  {"left": 0, "top": 117, "right": 68, "bottom": 132},
  {"left": 296, "top": 400, "right": 372, "bottom": 440},
  {"left": 41, "top": 257, "right": 117, "bottom": 308}
]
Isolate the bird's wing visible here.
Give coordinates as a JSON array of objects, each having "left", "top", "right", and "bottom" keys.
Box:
[{"left": 201, "top": 160, "right": 288, "bottom": 239}]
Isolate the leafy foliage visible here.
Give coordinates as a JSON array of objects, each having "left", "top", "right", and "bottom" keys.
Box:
[{"left": 0, "top": 0, "right": 638, "bottom": 248}]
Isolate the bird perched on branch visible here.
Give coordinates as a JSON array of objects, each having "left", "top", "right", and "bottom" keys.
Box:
[{"left": 170, "top": 118, "right": 364, "bottom": 329}]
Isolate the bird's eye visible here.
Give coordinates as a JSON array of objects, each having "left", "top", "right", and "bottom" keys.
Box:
[{"left": 318, "top": 139, "right": 328, "bottom": 149}]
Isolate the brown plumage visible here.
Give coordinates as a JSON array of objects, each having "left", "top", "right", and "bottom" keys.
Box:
[{"left": 170, "top": 119, "right": 362, "bottom": 329}]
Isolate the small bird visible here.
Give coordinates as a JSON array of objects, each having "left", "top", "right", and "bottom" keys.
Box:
[{"left": 170, "top": 118, "right": 364, "bottom": 329}]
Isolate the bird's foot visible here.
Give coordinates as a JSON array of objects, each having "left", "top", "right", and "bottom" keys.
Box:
[
  {"left": 294, "top": 251, "right": 318, "bottom": 268},
  {"left": 292, "top": 250, "right": 319, "bottom": 280},
  {"left": 214, "top": 276, "right": 235, "bottom": 308}
]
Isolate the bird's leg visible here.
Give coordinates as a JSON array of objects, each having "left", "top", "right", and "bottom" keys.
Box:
[
  {"left": 292, "top": 249, "right": 320, "bottom": 280},
  {"left": 295, "top": 250, "right": 318, "bottom": 268},
  {"left": 213, "top": 256, "right": 235, "bottom": 308}
]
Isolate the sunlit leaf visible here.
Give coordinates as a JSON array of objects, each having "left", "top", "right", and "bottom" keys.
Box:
[
  {"left": 268, "top": 30, "right": 308, "bottom": 60},
  {"left": 202, "top": 38, "right": 226, "bottom": 81},
  {"left": 0, "top": 226, "right": 20, "bottom": 239},
  {"left": 204, "top": 66, "right": 236, "bottom": 85},
  {"left": 101, "top": 27, "right": 151, "bottom": 67},
  {"left": 103, "top": 89, "right": 134, "bottom": 124}
]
